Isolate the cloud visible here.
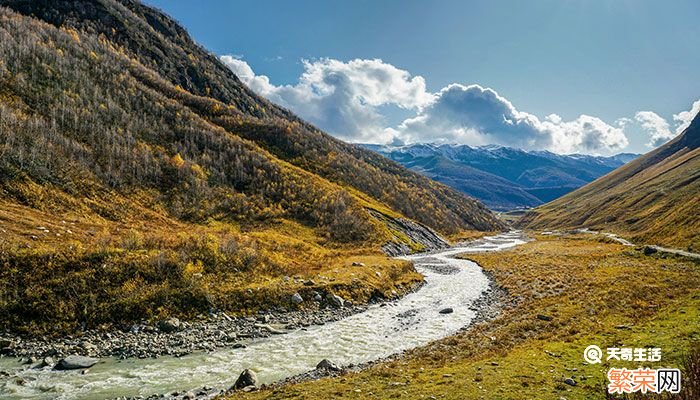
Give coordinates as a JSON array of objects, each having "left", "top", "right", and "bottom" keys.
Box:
[
  {"left": 220, "top": 55, "right": 277, "bottom": 96},
  {"left": 634, "top": 111, "right": 673, "bottom": 147},
  {"left": 673, "top": 99, "right": 700, "bottom": 134},
  {"left": 394, "top": 84, "right": 628, "bottom": 154},
  {"left": 220, "top": 56, "right": 432, "bottom": 142},
  {"left": 221, "top": 55, "right": 700, "bottom": 154},
  {"left": 626, "top": 100, "right": 700, "bottom": 148}
]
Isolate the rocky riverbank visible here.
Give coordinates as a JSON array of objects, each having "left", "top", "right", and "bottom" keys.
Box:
[
  {"left": 109, "top": 272, "right": 509, "bottom": 400},
  {"left": 0, "top": 283, "right": 426, "bottom": 362}
]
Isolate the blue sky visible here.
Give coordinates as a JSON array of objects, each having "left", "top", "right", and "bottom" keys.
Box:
[{"left": 145, "top": 0, "right": 700, "bottom": 155}]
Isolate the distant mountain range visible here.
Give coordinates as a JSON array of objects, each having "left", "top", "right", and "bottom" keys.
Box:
[{"left": 363, "top": 143, "right": 639, "bottom": 210}]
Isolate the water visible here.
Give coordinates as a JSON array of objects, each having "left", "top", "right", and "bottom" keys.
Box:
[{"left": 0, "top": 231, "right": 525, "bottom": 399}]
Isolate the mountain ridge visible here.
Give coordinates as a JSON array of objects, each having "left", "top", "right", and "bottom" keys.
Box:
[{"left": 364, "top": 143, "right": 639, "bottom": 210}]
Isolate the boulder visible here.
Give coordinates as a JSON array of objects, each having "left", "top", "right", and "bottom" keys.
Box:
[
  {"left": 643, "top": 246, "right": 658, "bottom": 255},
  {"left": 54, "top": 355, "right": 99, "bottom": 370},
  {"left": 316, "top": 359, "right": 341, "bottom": 371},
  {"left": 563, "top": 377, "right": 577, "bottom": 386},
  {"left": 291, "top": 292, "right": 304, "bottom": 304},
  {"left": 439, "top": 307, "right": 454, "bottom": 314},
  {"left": 327, "top": 294, "right": 345, "bottom": 308},
  {"left": 231, "top": 369, "right": 258, "bottom": 390},
  {"left": 536, "top": 314, "right": 553, "bottom": 321},
  {"left": 158, "top": 317, "right": 182, "bottom": 333}
]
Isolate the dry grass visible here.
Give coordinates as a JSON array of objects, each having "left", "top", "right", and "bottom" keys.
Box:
[
  {"left": 233, "top": 236, "right": 700, "bottom": 399},
  {"left": 446, "top": 230, "right": 496, "bottom": 243},
  {"left": 0, "top": 200, "right": 422, "bottom": 334}
]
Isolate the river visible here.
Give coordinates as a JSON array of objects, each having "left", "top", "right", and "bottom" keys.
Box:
[{"left": 0, "top": 231, "right": 526, "bottom": 399}]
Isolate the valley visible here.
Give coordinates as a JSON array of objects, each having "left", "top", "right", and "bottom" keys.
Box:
[{"left": 0, "top": 1, "right": 697, "bottom": 399}]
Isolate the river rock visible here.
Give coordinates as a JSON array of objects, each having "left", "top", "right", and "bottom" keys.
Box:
[
  {"left": 158, "top": 317, "right": 182, "bottom": 333},
  {"left": 33, "top": 357, "right": 54, "bottom": 369},
  {"left": 316, "top": 359, "right": 341, "bottom": 371},
  {"left": 327, "top": 294, "right": 345, "bottom": 308},
  {"left": 439, "top": 307, "right": 454, "bottom": 314},
  {"left": 232, "top": 369, "right": 258, "bottom": 390},
  {"left": 291, "top": 292, "right": 304, "bottom": 304},
  {"left": 54, "top": 355, "right": 99, "bottom": 370}
]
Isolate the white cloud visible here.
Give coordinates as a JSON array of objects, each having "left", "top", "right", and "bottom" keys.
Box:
[
  {"left": 221, "top": 55, "right": 699, "bottom": 154},
  {"left": 220, "top": 56, "right": 432, "bottom": 143},
  {"left": 673, "top": 99, "right": 700, "bottom": 134},
  {"left": 634, "top": 111, "right": 673, "bottom": 147},
  {"left": 220, "top": 55, "right": 276, "bottom": 96},
  {"left": 394, "top": 84, "right": 628, "bottom": 154},
  {"left": 625, "top": 100, "right": 700, "bottom": 148}
]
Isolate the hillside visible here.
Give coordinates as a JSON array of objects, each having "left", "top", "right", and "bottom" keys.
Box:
[
  {"left": 3, "top": 0, "right": 501, "bottom": 235},
  {"left": 364, "top": 143, "right": 637, "bottom": 210},
  {"left": 520, "top": 112, "right": 700, "bottom": 250},
  {"left": 0, "top": 1, "right": 502, "bottom": 333}
]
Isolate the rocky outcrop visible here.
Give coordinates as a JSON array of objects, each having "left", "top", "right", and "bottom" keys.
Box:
[{"left": 369, "top": 210, "right": 450, "bottom": 256}]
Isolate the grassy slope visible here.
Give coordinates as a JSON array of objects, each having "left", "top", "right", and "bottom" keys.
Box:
[
  {"left": 0, "top": 198, "right": 424, "bottom": 334},
  {"left": 236, "top": 236, "right": 700, "bottom": 399},
  {"left": 520, "top": 117, "right": 700, "bottom": 251}
]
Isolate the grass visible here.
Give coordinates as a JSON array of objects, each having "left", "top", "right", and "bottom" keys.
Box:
[
  {"left": 0, "top": 200, "right": 423, "bottom": 335},
  {"left": 445, "top": 230, "right": 496, "bottom": 243},
  {"left": 232, "top": 235, "right": 700, "bottom": 399}
]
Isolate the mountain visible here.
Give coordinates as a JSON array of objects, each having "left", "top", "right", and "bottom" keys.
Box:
[
  {"left": 0, "top": 0, "right": 503, "bottom": 333},
  {"left": 520, "top": 112, "right": 700, "bottom": 250},
  {"left": 364, "top": 143, "right": 638, "bottom": 210}
]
